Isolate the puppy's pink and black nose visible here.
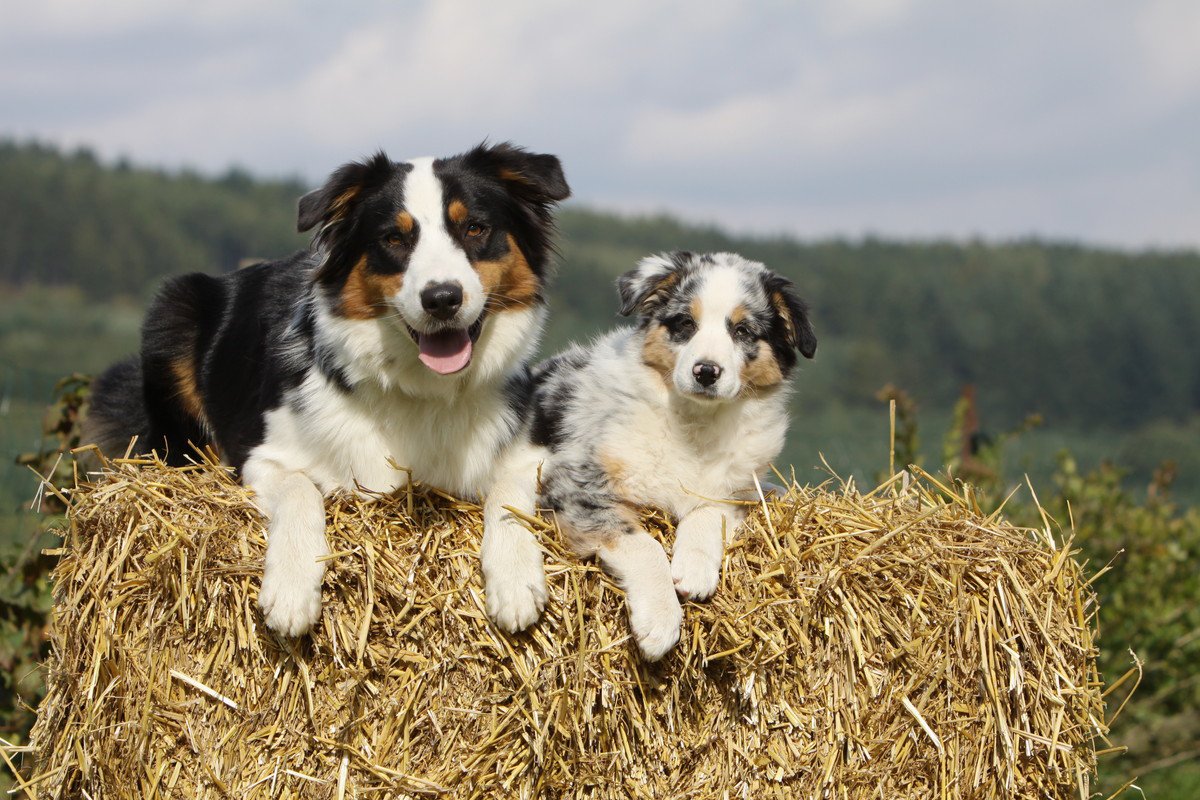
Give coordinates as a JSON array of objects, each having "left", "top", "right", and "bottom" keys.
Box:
[
  {"left": 693, "top": 361, "right": 721, "bottom": 387},
  {"left": 420, "top": 282, "right": 463, "bottom": 321}
]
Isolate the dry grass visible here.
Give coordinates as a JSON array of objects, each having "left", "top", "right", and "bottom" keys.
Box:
[{"left": 4, "top": 454, "right": 1119, "bottom": 798}]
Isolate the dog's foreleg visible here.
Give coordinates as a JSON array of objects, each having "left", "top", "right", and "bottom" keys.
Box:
[
  {"left": 244, "top": 456, "right": 329, "bottom": 637},
  {"left": 546, "top": 463, "right": 683, "bottom": 661},
  {"left": 671, "top": 503, "right": 744, "bottom": 602},
  {"left": 481, "top": 443, "right": 548, "bottom": 633},
  {"left": 596, "top": 529, "right": 682, "bottom": 661}
]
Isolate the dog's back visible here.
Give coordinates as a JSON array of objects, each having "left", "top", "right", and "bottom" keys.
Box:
[{"left": 86, "top": 259, "right": 307, "bottom": 466}]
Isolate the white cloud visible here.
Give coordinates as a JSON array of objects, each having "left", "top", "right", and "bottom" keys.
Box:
[
  {"left": 818, "top": 0, "right": 917, "bottom": 34},
  {"left": 1, "top": 0, "right": 1197, "bottom": 248},
  {"left": 1136, "top": 0, "right": 1200, "bottom": 99},
  {"left": 622, "top": 77, "right": 930, "bottom": 166},
  {"left": 1, "top": 0, "right": 296, "bottom": 40}
]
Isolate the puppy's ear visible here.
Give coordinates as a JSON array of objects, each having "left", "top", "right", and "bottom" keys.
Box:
[
  {"left": 764, "top": 272, "right": 817, "bottom": 359},
  {"left": 463, "top": 141, "right": 571, "bottom": 207},
  {"left": 297, "top": 152, "right": 394, "bottom": 233},
  {"left": 617, "top": 252, "right": 692, "bottom": 316}
]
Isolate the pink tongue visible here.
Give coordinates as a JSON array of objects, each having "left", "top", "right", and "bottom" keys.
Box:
[{"left": 418, "top": 329, "right": 473, "bottom": 374}]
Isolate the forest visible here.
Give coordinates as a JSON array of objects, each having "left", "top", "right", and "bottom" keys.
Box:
[{"left": 1, "top": 139, "right": 1198, "bottom": 794}]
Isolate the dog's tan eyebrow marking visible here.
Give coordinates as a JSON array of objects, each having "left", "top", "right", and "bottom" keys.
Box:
[
  {"left": 447, "top": 199, "right": 468, "bottom": 224},
  {"left": 730, "top": 304, "right": 749, "bottom": 324},
  {"left": 689, "top": 297, "right": 703, "bottom": 320},
  {"left": 394, "top": 211, "right": 415, "bottom": 233}
]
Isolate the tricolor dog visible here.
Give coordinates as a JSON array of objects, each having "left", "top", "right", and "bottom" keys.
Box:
[
  {"left": 487, "top": 252, "right": 816, "bottom": 659},
  {"left": 87, "top": 143, "right": 570, "bottom": 637}
]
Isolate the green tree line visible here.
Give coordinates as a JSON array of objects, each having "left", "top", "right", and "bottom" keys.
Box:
[
  {"left": 0, "top": 141, "right": 307, "bottom": 294},
  {"left": 3, "top": 139, "right": 1198, "bottom": 435}
]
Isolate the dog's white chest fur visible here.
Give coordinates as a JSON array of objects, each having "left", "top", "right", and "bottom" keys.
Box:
[
  {"left": 600, "top": 368, "right": 786, "bottom": 517},
  {"left": 615, "top": 404, "right": 778, "bottom": 510},
  {"left": 256, "top": 374, "right": 517, "bottom": 499}
]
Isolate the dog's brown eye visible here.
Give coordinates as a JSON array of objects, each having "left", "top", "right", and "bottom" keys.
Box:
[
  {"left": 465, "top": 222, "right": 488, "bottom": 238},
  {"left": 668, "top": 315, "right": 696, "bottom": 337},
  {"left": 734, "top": 323, "right": 754, "bottom": 340},
  {"left": 384, "top": 232, "right": 406, "bottom": 247}
]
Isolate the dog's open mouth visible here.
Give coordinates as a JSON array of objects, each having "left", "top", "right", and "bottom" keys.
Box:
[{"left": 408, "top": 317, "right": 484, "bottom": 375}]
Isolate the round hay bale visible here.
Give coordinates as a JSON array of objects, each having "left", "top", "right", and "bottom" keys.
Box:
[{"left": 12, "top": 457, "right": 1110, "bottom": 798}]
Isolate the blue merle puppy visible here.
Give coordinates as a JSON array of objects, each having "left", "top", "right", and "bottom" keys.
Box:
[{"left": 481, "top": 251, "right": 816, "bottom": 660}]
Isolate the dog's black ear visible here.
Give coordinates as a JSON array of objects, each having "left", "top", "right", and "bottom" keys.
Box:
[
  {"left": 617, "top": 252, "right": 693, "bottom": 317},
  {"left": 298, "top": 152, "right": 394, "bottom": 233},
  {"left": 463, "top": 142, "right": 571, "bottom": 207},
  {"left": 764, "top": 272, "right": 817, "bottom": 359}
]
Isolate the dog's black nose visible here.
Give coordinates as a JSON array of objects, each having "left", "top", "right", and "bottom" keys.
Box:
[
  {"left": 420, "top": 282, "right": 463, "bottom": 320},
  {"left": 693, "top": 361, "right": 721, "bottom": 387}
]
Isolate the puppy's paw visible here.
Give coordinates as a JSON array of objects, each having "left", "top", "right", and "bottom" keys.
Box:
[
  {"left": 259, "top": 561, "right": 323, "bottom": 637},
  {"left": 671, "top": 544, "right": 722, "bottom": 602},
  {"left": 484, "top": 538, "right": 547, "bottom": 633},
  {"left": 628, "top": 587, "right": 683, "bottom": 661}
]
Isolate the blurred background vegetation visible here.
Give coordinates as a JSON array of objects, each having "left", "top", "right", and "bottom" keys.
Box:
[{"left": 1, "top": 139, "right": 1198, "bottom": 795}]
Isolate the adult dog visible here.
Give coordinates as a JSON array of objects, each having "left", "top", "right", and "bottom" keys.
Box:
[{"left": 87, "top": 143, "right": 570, "bottom": 636}]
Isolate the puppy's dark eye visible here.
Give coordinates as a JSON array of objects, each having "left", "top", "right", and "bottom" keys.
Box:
[
  {"left": 383, "top": 232, "right": 407, "bottom": 247},
  {"left": 465, "top": 222, "right": 488, "bottom": 238},
  {"left": 733, "top": 322, "right": 755, "bottom": 341},
  {"left": 667, "top": 315, "right": 696, "bottom": 337}
]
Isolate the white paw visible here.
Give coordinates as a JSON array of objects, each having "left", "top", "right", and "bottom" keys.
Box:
[
  {"left": 671, "top": 545, "right": 722, "bottom": 602},
  {"left": 259, "top": 559, "right": 324, "bottom": 637},
  {"left": 628, "top": 585, "right": 683, "bottom": 661},
  {"left": 483, "top": 537, "right": 547, "bottom": 633}
]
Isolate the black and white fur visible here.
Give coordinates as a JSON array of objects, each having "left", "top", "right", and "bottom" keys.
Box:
[
  {"left": 489, "top": 252, "right": 816, "bottom": 660},
  {"left": 86, "top": 143, "right": 570, "bottom": 637}
]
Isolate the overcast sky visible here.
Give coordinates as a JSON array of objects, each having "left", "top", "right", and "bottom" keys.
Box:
[{"left": 3, "top": 0, "right": 1198, "bottom": 249}]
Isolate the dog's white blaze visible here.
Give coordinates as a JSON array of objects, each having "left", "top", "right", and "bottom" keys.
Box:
[
  {"left": 395, "top": 157, "right": 486, "bottom": 330},
  {"left": 676, "top": 265, "right": 744, "bottom": 399}
]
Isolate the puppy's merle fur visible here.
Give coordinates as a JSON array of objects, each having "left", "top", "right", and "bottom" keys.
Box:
[
  {"left": 87, "top": 143, "right": 570, "bottom": 637},
  {"left": 489, "top": 251, "right": 816, "bottom": 660}
]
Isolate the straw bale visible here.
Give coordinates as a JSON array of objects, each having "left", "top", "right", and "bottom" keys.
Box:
[{"left": 11, "top": 456, "right": 1111, "bottom": 799}]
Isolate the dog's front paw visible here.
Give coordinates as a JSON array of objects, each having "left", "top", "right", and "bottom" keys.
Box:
[
  {"left": 671, "top": 544, "right": 722, "bottom": 602},
  {"left": 483, "top": 538, "right": 547, "bottom": 633},
  {"left": 628, "top": 586, "right": 683, "bottom": 661},
  {"left": 259, "top": 559, "right": 324, "bottom": 637}
]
